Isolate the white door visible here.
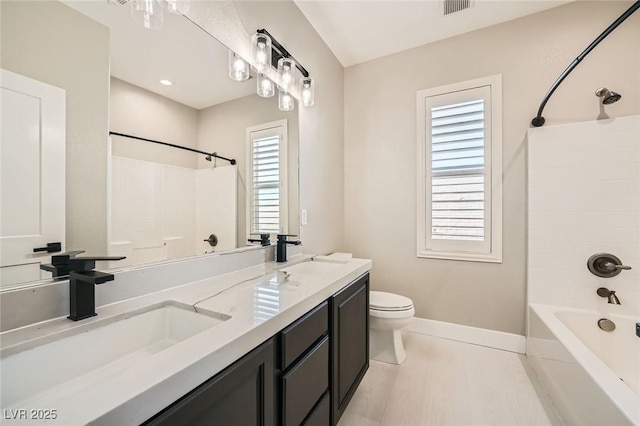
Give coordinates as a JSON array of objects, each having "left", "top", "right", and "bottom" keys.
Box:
[{"left": 0, "top": 69, "right": 66, "bottom": 287}]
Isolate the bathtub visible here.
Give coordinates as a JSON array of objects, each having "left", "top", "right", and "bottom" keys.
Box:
[{"left": 527, "top": 304, "right": 640, "bottom": 426}]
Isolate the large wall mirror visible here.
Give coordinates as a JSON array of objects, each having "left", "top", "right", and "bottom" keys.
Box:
[{"left": 0, "top": 0, "right": 299, "bottom": 290}]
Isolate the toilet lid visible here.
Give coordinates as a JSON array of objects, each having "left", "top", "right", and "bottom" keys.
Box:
[{"left": 370, "top": 291, "right": 413, "bottom": 311}]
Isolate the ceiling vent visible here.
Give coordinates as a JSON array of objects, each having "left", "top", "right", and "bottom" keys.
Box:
[
  {"left": 107, "top": 0, "right": 129, "bottom": 6},
  {"left": 442, "top": 0, "right": 473, "bottom": 16}
]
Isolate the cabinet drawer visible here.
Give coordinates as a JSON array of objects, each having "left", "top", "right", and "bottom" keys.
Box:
[
  {"left": 280, "top": 301, "right": 328, "bottom": 370},
  {"left": 283, "top": 336, "right": 329, "bottom": 426},
  {"left": 303, "top": 391, "right": 330, "bottom": 426}
]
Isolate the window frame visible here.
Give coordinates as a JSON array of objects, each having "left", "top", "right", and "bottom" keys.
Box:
[
  {"left": 416, "top": 75, "right": 503, "bottom": 263},
  {"left": 246, "top": 119, "right": 288, "bottom": 236}
]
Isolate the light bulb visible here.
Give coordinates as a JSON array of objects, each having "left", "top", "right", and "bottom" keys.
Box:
[
  {"left": 278, "top": 89, "right": 295, "bottom": 112},
  {"left": 252, "top": 33, "right": 272, "bottom": 73},
  {"left": 158, "top": 0, "right": 189, "bottom": 14},
  {"left": 277, "top": 57, "right": 296, "bottom": 92},
  {"left": 300, "top": 77, "right": 314, "bottom": 107},
  {"left": 257, "top": 74, "right": 275, "bottom": 98},
  {"left": 131, "top": 0, "right": 163, "bottom": 30},
  {"left": 228, "top": 51, "right": 250, "bottom": 82}
]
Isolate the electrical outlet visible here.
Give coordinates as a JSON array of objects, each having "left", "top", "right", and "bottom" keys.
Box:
[{"left": 301, "top": 209, "right": 308, "bottom": 226}]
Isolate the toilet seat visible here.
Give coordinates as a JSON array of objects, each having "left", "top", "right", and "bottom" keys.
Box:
[{"left": 370, "top": 291, "right": 413, "bottom": 311}]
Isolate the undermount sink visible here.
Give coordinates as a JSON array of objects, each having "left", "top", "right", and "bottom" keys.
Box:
[{"left": 0, "top": 301, "right": 229, "bottom": 408}]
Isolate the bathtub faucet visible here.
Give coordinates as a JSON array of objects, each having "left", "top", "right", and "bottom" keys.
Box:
[{"left": 596, "top": 287, "right": 621, "bottom": 305}]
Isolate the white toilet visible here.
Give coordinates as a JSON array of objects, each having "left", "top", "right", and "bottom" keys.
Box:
[{"left": 369, "top": 291, "right": 414, "bottom": 364}]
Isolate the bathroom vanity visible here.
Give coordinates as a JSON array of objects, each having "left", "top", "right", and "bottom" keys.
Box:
[
  {"left": 0, "top": 255, "right": 371, "bottom": 425},
  {"left": 145, "top": 272, "right": 368, "bottom": 425}
]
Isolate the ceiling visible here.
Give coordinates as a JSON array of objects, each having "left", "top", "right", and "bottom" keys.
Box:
[
  {"left": 64, "top": 0, "right": 255, "bottom": 109},
  {"left": 294, "top": 0, "right": 574, "bottom": 67}
]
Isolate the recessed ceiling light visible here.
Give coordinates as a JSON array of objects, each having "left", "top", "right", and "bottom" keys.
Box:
[{"left": 159, "top": 79, "right": 173, "bottom": 86}]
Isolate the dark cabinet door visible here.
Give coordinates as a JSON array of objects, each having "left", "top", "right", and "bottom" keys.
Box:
[
  {"left": 144, "top": 338, "right": 275, "bottom": 426},
  {"left": 330, "top": 273, "right": 369, "bottom": 425}
]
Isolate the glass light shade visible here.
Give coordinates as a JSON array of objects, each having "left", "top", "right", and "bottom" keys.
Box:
[
  {"left": 300, "top": 77, "right": 315, "bottom": 107},
  {"left": 131, "top": 0, "right": 164, "bottom": 30},
  {"left": 278, "top": 89, "right": 295, "bottom": 112},
  {"left": 277, "top": 57, "right": 296, "bottom": 92},
  {"left": 158, "top": 0, "right": 189, "bottom": 14},
  {"left": 252, "top": 33, "right": 272, "bottom": 73},
  {"left": 228, "top": 51, "right": 250, "bottom": 82},
  {"left": 257, "top": 74, "right": 275, "bottom": 98}
]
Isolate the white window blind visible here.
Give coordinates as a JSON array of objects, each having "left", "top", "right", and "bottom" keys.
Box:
[
  {"left": 417, "top": 75, "right": 502, "bottom": 263},
  {"left": 246, "top": 121, "right": 288, "bottom": 235},
  {"left": 431, "top": 99, "right": 485, "bottom": 242},
  {"left": 251, "top": 134, "right": 280, "bottom": 233}
]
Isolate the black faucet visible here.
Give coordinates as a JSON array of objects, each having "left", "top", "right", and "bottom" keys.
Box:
[
  {"left": 40, "top": 251, "right": 125, "bottom": 321},
  {"left": 597, "top": 287, "right": 621, "bottom": 305},
  {"left": 248, "top": 233, "right": 271, "bottom": 246},
  {"left": 276, "top": 234, "right": 301, "bottom": 263}
]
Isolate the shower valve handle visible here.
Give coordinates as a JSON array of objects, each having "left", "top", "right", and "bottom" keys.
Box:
[
  {"left": 604, "top": 262, "right": 632, "bottom": 271},
  {"left": 588, "top": 253, "right": 632, "bottom": 278}
]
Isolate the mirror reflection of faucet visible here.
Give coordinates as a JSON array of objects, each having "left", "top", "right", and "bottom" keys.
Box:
[
  {"left": 248, "top": 233, "right": 271, "bottom": 246},
  {"left": 269, "top": 270, "right": 290, "bottom": 285}
]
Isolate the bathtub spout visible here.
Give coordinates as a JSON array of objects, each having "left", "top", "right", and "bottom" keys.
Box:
[{"left": 597, "top": 287, "right": 621, "bottom": 305}]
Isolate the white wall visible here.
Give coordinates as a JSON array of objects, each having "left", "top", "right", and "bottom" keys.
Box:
[
  {"left": 528, "top": 116, "right": 640, "bottom": 315},
  {"left": 344, "top": 1, "right": 640, "bottom": 335},
  {"left": 186, "top": 0, "right": 346, "bottom": 254},
  {"left": 110, "top": 77, "right": 198, "bottom": 169},
  {"left": 1, "top": 0, "right": 110, "bottom": 256}
]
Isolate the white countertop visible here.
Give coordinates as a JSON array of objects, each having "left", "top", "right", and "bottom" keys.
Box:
[{"left": 0, "top": 255, "right": 371, "bottom": 425}]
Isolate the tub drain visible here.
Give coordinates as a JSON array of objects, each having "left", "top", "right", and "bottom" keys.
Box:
[{"left": 597, "top": 318, "right": 616, "bottom": 332}]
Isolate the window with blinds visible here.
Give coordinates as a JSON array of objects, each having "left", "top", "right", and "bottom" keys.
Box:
[
  {"left": 431, "top": 99, "right": 485, "bottom": 242},
  {"left": 246, "top": 120, "right": 288, "bottom": 235},
  {"left": 417, "top": 76, "right": 502, "bottom": 262}
]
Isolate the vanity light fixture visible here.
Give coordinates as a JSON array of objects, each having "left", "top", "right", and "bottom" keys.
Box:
[
  {"left": 230, "top": 29, "right": 315, "bottom": 110},
  {"left": 252, "top": 33, "right": 272, "bottom": 73},
  {"left": 228, "top": 51, "right": 250, "bottom": 82},
  {"left": 159, "top": 79, "right": 173, "bottom": 86},
  {"left": 278, "top": 89, "right": 294, "bottom": 112},
  {"left": 300, "top": 77, "right": 314, "bottom": 107},
  {"left": 257, "top": 74, "right": 275, "bottom": 98},
  {"left": 158, "top": 0, "right": 189, "bottom": 14},
  {"left": 131, "top": 0, "right": 163, "bottom": 30}
]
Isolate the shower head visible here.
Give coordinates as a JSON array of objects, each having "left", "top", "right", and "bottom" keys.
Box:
[{"left": 595, "top": 87, "right": 622, "bottom": 105}]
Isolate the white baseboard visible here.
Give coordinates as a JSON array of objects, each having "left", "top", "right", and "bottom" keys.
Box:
[{"left": 405, "top": 317, "right": 526, "bottom": 354}]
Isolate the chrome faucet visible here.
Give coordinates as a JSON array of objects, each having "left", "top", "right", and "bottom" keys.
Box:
[{"left": 597, "top": 287, "right": 621, "bottom": 305}]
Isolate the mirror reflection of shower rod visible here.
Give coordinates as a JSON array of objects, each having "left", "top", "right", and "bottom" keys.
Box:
[
  {"left": 531, "top": 1, "right": 639, "bottom": 127},
  {"left": 108, "top": 131, "right": 236, "bottom": 165}
]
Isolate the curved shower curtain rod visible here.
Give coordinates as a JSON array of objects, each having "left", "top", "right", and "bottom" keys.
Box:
[{"left": 531, "top": 1, "right": 640, "bottom": 127}]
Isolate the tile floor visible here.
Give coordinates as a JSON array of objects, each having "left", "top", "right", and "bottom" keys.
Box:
[{"left": 338, "top": 331, "right": 563, "bottom": 426}]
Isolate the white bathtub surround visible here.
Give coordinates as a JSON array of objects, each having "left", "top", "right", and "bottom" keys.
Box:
[
  {"left": 0, "top": 256, "right": 371, "bottom": 425},
  {"left": 528, "top": 304, "right": 639, "bottom": 425},
  {"left": 110, "top": 156, "right": 238, "bottom": 265},
  {"left": 527, "top": 115, "right": 640, "bottom": 315},
  {"left": 527, "top": 116, "right": 640, "bottom": 426},
  {"left": 406, "top": 316, "right": 526, "bottom": 354}
]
